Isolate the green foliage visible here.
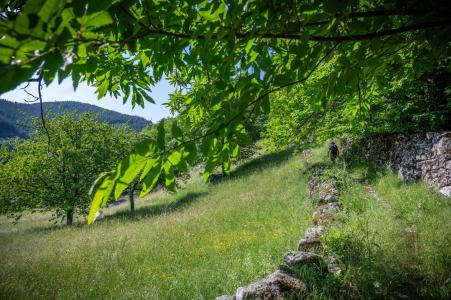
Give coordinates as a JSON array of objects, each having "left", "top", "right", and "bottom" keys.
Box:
[
  {"left": 0, "top": 0, "right": 450, "bottom": 221},
  {"left": 0, "top": 112, "right": 134, "bottom": 224},
  {"left": 263, "top": 62, "right": 451, "bottom": 150}
]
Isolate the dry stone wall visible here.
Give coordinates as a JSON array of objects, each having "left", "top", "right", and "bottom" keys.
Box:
[{"left": 352, "top": 132, "right": 451, "bottom": 196}]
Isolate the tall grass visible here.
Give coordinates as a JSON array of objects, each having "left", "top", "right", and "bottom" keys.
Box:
[
  {"left": 323, "top": 162, "right": 451, "bottom": 299},
  {"left": 0, "top": 151, "right": 315, "bottom": 299},
  {"left": 1, "top": 147, "right": 449, "bottom": 299}
]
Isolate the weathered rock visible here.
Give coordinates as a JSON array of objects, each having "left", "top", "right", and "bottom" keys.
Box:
[
  {"left": 235, "top": 270, "right": 306, "bottom": 300},
  {"left": 439, "top": 186, "right": 451, "bottom": 197},
  {"left": 312, "top": 202, "right": 341, "bottom": 224},
  {"left": 323, "top": 255, "right": 341, "bottom": 275},
  {"left": 297, "top": 226, "right": 325, "bottom": 251},
  {"left": 318, "top": 193, "right": 338, "bottom": 205},
  {"left": 304, "top": 225, "right": 325, "bottom": 239},
  {"left": 215, "top": 295, "right": 235, "bottom": 300},
  {"left": 308, "top": 176, "right": 322, "bottom": 197},
  {"left": 297, "top": 238, "right": 322, "bottom": 252},
  {"left": 283, "top": 251, "right": 324, "bottom": 269},
  {"left": 318, "top": 182, "right": 339, "bottom": 205}
]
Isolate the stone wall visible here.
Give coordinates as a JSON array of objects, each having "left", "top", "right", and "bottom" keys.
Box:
[{"left": 352, "top": 132, "right": 451, "bottom": 196}]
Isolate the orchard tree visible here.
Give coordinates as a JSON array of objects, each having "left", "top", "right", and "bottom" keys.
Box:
[
  {"left": 0, "top": 0, "right": 449, "bottom": 223},
  {"left": 0, "top": 113, "right": 134, "bottom": 225}
]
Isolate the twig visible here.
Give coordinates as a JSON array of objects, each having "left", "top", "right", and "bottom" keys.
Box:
[{"left": 36, "top": 70, "right": 51, "bottom": 146}]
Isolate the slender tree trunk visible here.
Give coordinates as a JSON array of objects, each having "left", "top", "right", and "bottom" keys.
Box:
[
  {"left": 220, "top": 138, "right": 227, "bottom": 176},
  {"left": 66, "top": 209, "right": 73, "bottom": 226},
  {"left": 129, "top": 185, "right": 135, "bottom": 212}
]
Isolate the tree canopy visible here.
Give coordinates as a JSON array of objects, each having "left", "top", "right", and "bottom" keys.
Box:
[
  {"left": 0, "top": 0, "right": 450, "bottom": 223},
  {"left": 0, "top": 113, "right": 134, "bottom": 224}
]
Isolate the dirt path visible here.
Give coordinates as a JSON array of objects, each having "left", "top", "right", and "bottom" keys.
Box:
[{"left": 364, "top": 185, "right": 393, "bottom": 211}]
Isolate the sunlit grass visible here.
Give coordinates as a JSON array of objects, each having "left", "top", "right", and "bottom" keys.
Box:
[
  {"left": 1, "top": 147, "right": 449, "bottom": 299},
  {"left": 0, "top": 151, "right": 314, "bottom": 299},
  {"left": 324, "top": 162, "right": 451, "bottom": 299}
]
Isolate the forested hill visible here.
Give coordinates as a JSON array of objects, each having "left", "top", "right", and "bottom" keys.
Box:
[{"left": 0, "top": 99, "right": 150, "bottom": 138}]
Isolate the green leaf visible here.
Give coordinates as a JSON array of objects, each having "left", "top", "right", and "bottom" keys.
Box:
[
  {"left": 163, "top": 160, "right": 176, "bottom": 192},
  {"left": 141, "top": 91, "right": 155, "bottom": 104},
  {"left": 113, "top": 154, "right": 147, "bottom": 200},
  {"left": 88, "top": 173, "right": 116, "bottom": 224},
  {"left": 176, "top": 158, "right": 189, "bottom": 172},
  {"left": 183, "top": 142, "right": 197, "bottom": 165},
  {"left": 248, "top": 50, "right": 259, "bottom": 64},
  {"left": 198, "top": 2, "right": 225, "bottom": 21},
  {"left": 139, "top": 158, "right": 156, "bottom": 181},
  {"left": 201, "top": 137, "right": 215, "bottom": 156},
  {"left": 0, "top": 62, "right": 41, "bottom": 94},
  {"left": 97, "top": 80, "right": 109, "bottom": 99},
  {"left": 42, "top": 51, "right": 63, "bottom": 86},
  {"left": 134, "top": 139, "right": 156, "bottom": 156},
  {"left": 88, "top": 171, "right": 114, "bottom": 196},
  {"left": 171, "top": 122, "right": 183, "bottom": 142},
  {"left": 260, "top": 95, "right": 270, "bottom": 113},
  {"left": 140, "top": 52, "right": 150, "bottom": 67},
  {"left": 203, "top": 158, "right": 216, "bottom": 182},
  {"left": 167, "top": 150, "right": 182, "bottom": 166},
  {"left": 79, "top": 11, "right": 113, "bottom": 29},
  {"left": 77, "top": 43, "right": 87, "bottom": 58},
  {"left": 231, "top": 143, "right": 240, "bottom": 158},
  {"left": 156, "top": 119, "right": 165, "bottom": 150},
  {"left": 222, "top": 146, "right": 231, "bottom": 175},
  {"left": 38, "top": 0, "right": 60, "bottom": 23},
  {"left": 274, "top": 74, "right": 293, "bottom": 87},
  {"left": 140, "top": 158, "right": 162, "bottom": 197},
  {"left": 87, "top": 0, "right": 113, "bottom": 14},
  {"left": 244, "top": 38, "right": 254, "bottom": 54}
]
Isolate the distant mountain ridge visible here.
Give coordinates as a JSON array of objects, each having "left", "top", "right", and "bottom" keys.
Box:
[{"left": 0, "top": 99, "right": 151, "bottom": 138}]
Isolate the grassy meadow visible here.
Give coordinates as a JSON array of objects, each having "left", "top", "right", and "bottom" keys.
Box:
[
  {"left": 0, "top": 147, "right": 450, "bottom": 299},
  {"left": 0, "top": 151, "right": 315, "bottom": 299}
]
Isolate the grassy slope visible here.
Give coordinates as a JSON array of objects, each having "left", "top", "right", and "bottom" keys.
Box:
[
  {"left": 1, "top": 148, "right": 450, "bottom": 299},
  {"left": 0, "top": 151, "right": 315, "bottom": 300},
  {"left": 322, "top": 161, "right": 451, "bottom": 299}
]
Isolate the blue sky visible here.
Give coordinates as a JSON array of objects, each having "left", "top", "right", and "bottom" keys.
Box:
[{"left": 0, "top": 77, "right": 174, "bottom": 122}]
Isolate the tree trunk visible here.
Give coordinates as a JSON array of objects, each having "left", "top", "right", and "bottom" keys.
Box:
[
  {"left": 66, "top": 209, "right": 73, "bottom": 226},
  {"left": 129, "top": 185, "right": 135, "bottom": 212}
]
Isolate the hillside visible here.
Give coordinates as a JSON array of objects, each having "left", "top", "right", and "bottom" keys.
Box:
[
  {"left": 0, "top": 99, "right": 150, "bottom": 138},
  {"left": 0, "top": 147, "right": 449, "bottom": 299}
]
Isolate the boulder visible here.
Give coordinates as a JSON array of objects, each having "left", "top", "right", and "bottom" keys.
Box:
[
  {"left": 297, "top": 226, "right": 325, "bottom": 251},
  {"left": 215, "top": 296, "right": 235, "bottom": 300},
  {"left": 318, "top": 182, "right": 339, "bottom": 205},
  {"left": 439, "top": 186, "right": 451, "bottom": 197},
  {"left": 312, "top": 202, "right": 341, "bottom": 225},
  {"left": 307, "top": 176, "right": 322, "bottom": 197},
  {"left": 283, "top": 251, "right": 324, "bottom": 270},
  {"left": 235, "top": 270, "right": 306, "bottom": 300},
  {"left": 323, "top": 255, "right": 341, "bottom": 275}
]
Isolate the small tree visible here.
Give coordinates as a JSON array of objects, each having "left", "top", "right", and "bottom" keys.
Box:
[{"left": 0, "top": 112, "right": 134, "bottom": 225}]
